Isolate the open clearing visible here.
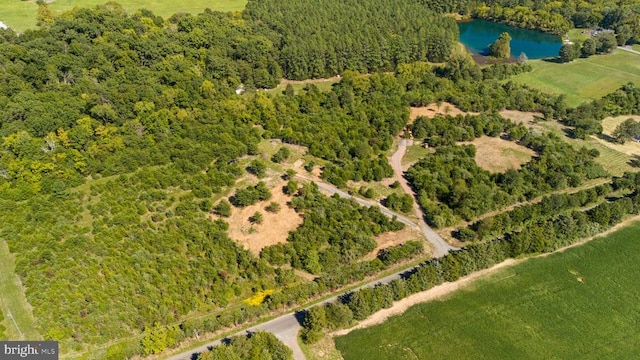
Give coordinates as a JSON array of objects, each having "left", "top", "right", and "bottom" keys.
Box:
[
  {"left": 510, "top": 50, "right": 640, "bottom": 107},
  {"left": 463, "top": 136, "right": 535, "bottom": 173},
  {"left": 0, "top": 0, "right": 247, "bottom": 33},
  {"left": 499, "top": 110, "right": 545, "bottom": 132},
  {"left": 536, "top": 120, "right": 634, "bottom": 176},
  {"left": 409, "top": 102, "right": 470, "bottom": 122},
  {"left": 219, "top": 180, "right": 303, "bottom": 256},
  {"left": 363, "top": 227, "right": 425, "bottom": 261},
  {"left": 335, "top": 220, "right": 640, "bottom": 360},
  {"left": 596, "top": 115, "right": 640, "bottom": 156}
]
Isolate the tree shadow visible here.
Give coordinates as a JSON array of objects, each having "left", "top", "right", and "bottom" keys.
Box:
[
  {"left": 628, "top": 154, "right": 640, "bottom": 168},
  {"left": 541, "top": 57, "right": 563, "bottom": 64},
  {"left": 294, "top": 310, "right": 307, "bottom": 326},
  {"left": 596, "top": 133, "right": 617, "bottom": 143}
]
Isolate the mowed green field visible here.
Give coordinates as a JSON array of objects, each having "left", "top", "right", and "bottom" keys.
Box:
[
  {"left": 510, "top": 50, "right": 640, "bottom": 107},
  {"left": 335, "top": 221, "right": 640, "bottom": 360},
  {"left": 0, "top": 0, "right": 247, "bottom": 33}
]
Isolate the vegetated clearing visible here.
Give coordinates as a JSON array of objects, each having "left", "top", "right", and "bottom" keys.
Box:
[
  {"left": 409, "top": 102, "right": 470, "bottom": 122},
  {"left": 401, "top": 144, "right": 432, "bottom": 168},
  {"left": 266, "top": 77, "right": 340, "bottom": 95},
  {"left": 0, "top": 240, "right": 39, "bottom": 340},
  {"left": 463, "top": 135, "right": 535, "bottom": 173},
  {"left": 335, "top": 220, "right": 640, "bottom": 360},
  {"left": 498, "top": 110, "right": 545, "bottom": 132},
  {"left": 538, "top": 121, "right": 634, "bottom": 176},
  {"left": 0, "top": 0, "right": 247, "bottom": 33},
  {"left": 363, "top": 228, "right": 425, "bottom": 261},
  {"left": 596, "top": 115, "right": 640, "bottom": 155},
  {"left": 510, "top": 50, "right": 640, "bottom": 107},
  {"left": 220, "top": 179, "right": 303, "bottom": 256}
]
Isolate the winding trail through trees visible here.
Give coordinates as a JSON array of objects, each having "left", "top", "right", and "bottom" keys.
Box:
[{"left": 388, "top": 139, "right": 457, "bottom": 257}]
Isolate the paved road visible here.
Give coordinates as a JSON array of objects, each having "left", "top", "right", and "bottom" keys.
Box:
[
  {"left": 388, "top": 139, "right": 457, "bottom": 257},
  {"left": 618, "top": 46, "right": 640, "bottom": 55},
  {"left": 168, "top": 145, "right": 456, "bottom": 360}
]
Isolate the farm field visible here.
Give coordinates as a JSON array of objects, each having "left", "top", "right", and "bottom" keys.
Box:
[
  {"left": 0, "top": 0, "right": 247, "bottom": 33},
  {"left": 335, "top": 221, "right": 640, "bottom": 360},
  {"left": 510, "top": 50, "right": 640, "bottom": 107}
]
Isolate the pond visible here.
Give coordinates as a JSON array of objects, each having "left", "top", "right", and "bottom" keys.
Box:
[{"left": 458, "top": 20, "right": 562, "bottom": 59}]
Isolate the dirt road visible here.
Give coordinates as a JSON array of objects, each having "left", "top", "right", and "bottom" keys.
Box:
[{"left": 388, "top": 139, "right": 456, "bottom": 257}]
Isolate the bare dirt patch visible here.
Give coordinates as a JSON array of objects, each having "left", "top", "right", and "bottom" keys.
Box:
[
  {"left": 409, "top": 102, "right": 471, "bottom": 123},
  {"left": 463, "top": 135, "right": 535, "bottom": 173},
  {"left": 363, "top": 227, "right": 425, "bottom": 260},
  {"left": 596, "top": 115, "right": 640, "bottom": 156},
  {"left": 499, "top": 110, "right": 545, "bottom": 131},
  {"left": 219, "top": 181, "right": 303, "bottom": 256}
]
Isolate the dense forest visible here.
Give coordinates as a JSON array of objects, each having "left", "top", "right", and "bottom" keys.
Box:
[{"left": 244, "top": 0, "right": 459, "bottom": 79}]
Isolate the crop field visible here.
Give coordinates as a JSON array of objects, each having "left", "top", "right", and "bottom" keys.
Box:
[
  {"left": 335, "top": 220, "right": 640, "bottom": 360},
  {"left": 0, "top": 0, "right": 247, "bottom": 33},
  {"left": 510, "top": 50, "right": 640, "bottom": 107}
]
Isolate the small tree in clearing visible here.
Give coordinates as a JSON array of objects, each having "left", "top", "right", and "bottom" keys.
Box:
[{"left": 249, "top": 211, "right": 263, "bottom": 224}]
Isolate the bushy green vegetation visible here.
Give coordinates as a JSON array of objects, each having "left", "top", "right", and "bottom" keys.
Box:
[
  {"left": 335, "top": 220, "right": 640, "bottom": 359},
  {"left": 197, "top": 331, "right": 292, "bottom": 360},
  {"left": 406, "top": 113, "right": 607, "bottom": 227},
  {"left": 302, "top": 191, "right": 640, "bottom": 344},
  {"left": 260, "top": 183, "right": 404, "bottom": 274}
]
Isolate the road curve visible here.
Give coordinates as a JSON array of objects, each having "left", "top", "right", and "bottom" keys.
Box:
[
  {"left": 617, "top": 46, "right": 640, "bottom": 55},
  {"left": 389, "top": 139, "right": 456, "bottom": 257},
  {"left": 168, "top": 150, "right": 456, "bottom": 360}
]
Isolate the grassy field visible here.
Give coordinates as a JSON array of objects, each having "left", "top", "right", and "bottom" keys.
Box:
[
  {"left": 335, "top": 220, "right": 640, "bottom": 360},
  {"left": 510, "top": 50, "right": 640, "bottom": 107},
  {"left": 0, "top": 240, "right": 40, "bottom": 341},
  {"left": 0, "top": 0, "right": 247, "bottom": 33},
  {"left": 537, "top": 120, "right": 634, "bottom": 176}
]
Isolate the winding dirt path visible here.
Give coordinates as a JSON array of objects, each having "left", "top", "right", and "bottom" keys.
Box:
[{"left": 388, "top": 139, "right": 456, "bottom": 257}]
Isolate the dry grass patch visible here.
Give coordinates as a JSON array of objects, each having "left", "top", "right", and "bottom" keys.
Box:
[
  {"left": 363, "top": 227, "right": 425, "bottom": 260},
  {"left": 409, "top": 102, "right": 471, "bottom": 123},
  {"left": 596, "top": 115, "right": 640, "bottom": 156},
  {"left": 499, "top": 110, "right": 545, "bottom": 131},
  {"left": 464, "top": 136, "right": 535, "bottom": 173},
  {"left": 221, "top": 180, "right": 303, "bottom": 256}
]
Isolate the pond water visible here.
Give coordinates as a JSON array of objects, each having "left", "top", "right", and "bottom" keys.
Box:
[{"left": 458, "top": 20, "right": 562, "bottom": 59}]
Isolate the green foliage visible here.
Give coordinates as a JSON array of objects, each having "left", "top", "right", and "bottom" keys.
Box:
[
  {"left": 270, "top": 147, "right": 291, "bottom": 163},
  {"left": 489, "top": 32, "right": 511, "bottom": 59},
  {"left": 383, "top": 193, "right": 414, "bottom": 213},
  {"left": 612, "top": 118, "right": 640, "bottom": 144},
  {"left": 249, "top": 211, "right": 263, "bottom": 224},
  {"left": 559, "top": 43, "right": 580, "bottom": 62},
  {"left": 198, "top": 331, "right": 292, "bottom": 360},
  {"left": 265, "top": 202, "right": 280, "bottom": 213},
  {"left": 230, "top": 182, "right": 272, "bottom": 207},
  {"left": 246, "top": 160, "right": 267, "bottom": 178},
  {"left": 260, "top": 183, "right": 404, "bottom": 274},
  {"left": 245, "top": 0, "right": 458, "bottom": 80},
  {"left": 214, "top": 199, "right": 232, "bottom": 217}
]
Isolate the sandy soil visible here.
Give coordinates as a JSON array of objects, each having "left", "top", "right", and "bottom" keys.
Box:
[
  {"left": 499, "top": 110, "right": 544, "bottom": 128},
  {"left": 332, "top": 215, "right": 640, "bottom": 337},
  {"left": 409, "top": 102, "right": 471, "bottom": 123},
  {"left": 221, "top": 180, "right": 303, "bottom": 256},
  {"left": 362, "top": 227, "right": 426, "bottom": 261},
  {"left": 596, "top": 115, "right": 640, "bottom": 155},
  {"left": 463, "top": 135, "right": 535, "bottom": 173}
]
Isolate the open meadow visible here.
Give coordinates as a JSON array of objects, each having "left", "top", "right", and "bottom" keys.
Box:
[
  {"left": 335, "top": 220, "right": 640, "bottom": 360},
  {"left": 510, "top": 50, "right": 640, "bottom": 107},
  {"left": 0, "top": 0, "right": 247, "bottom": 33}
]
